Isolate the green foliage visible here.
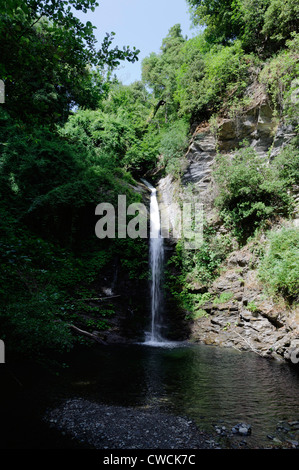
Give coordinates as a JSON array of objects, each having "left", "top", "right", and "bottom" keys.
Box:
[
  {"left": 262, "top": 0, "right": 299, "bottom": 46},
  {"left": 159, "top": 119, "right": 189, "bottom": 177},
  {"left": 175, "top": 39, "right": 253, "bottom": 118},
  {"left": 0, "top": 219, "right": 114, "bottom": 360},
  {"left": 0, "top": 108, "right": 142, "bottom": 248},
  {"left": 2, "top": 298, "right": 73, "bottom": 358},
  {"left": 1, "top": 0, "right": 298, "bottom": 362},
  {"left": 259, "top": 33, "right": 299, "bottom": 119},
  {"left": 123, "top": 129, "right": 160, "bottom": 174},
  {"left": 214, "top": 145, "right": 294, "bottom": 241},
  {"left": 258, "top": 227, "right": 299, "bottom": 302},
  {"left": 61, "top": 108, "right": 136, "bottom": 164},
  {"left": 0, "top": 114, "right": 87, "bottom": 205},
  {"left": 0, "top": 107, "right": 145, "bottom": 362},
  {"left": 222, "top": 321, "right": 231, "bottom": 331},
  {"left": 272, "top": 143, "right": 299, "bottom": 186},
  {"left": 60, "top": 85, "right": 158, "bottom": 176},
  {"left": 213, "top": 292, "right": 233, "bottom": 304},
  {"left": 185, "top": 308, "right": 209, "bottom": 321},
  {"left": 165, "top": 223, "right": 233, "bottom": 316},
  {"left": 0, "top": 0, "right": 139, "bottom": 124},
  {"left": 247, "top": 301, "right": 258, "bottom": 312},
  {"left": 204, "top": 42, "right": 251, "bottom": 98},
  {"left": 116, "top": 237, "right": 149, "bottom": 281},
  {"left": 174, "top": 35, "right": 207, "bottom": 117},
  {"left": 142, "top": 24, "right": 186, "bottom": 119},
  {"left": 186, "top": 0, "right": 299, "bottom": 54},
  {"left": 187, "top": 0, "right": 243, "bottom": 46}
]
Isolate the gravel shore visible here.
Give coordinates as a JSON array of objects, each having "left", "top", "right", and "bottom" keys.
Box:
[{"left": 44, "top": 398, "right": 221, "bottom": 449}]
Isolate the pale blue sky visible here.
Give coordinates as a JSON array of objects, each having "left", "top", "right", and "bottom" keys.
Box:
[{"left": 77, "top": 0, "right": 196, "bottom": 84}]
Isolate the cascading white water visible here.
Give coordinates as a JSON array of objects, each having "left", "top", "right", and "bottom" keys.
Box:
[{"left": 141, "top": 180, "right": 164, "bottom": 344}]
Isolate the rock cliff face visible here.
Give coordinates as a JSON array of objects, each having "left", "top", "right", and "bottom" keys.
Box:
[
  {"left": 157, "top": 90, "right": 299, "bottom": 363},
  {"left": 158, "top": 91, "right": 297, "bottom": 235},
  {"left": 189, "top": 243, "right": 299, "bottom": 362}
]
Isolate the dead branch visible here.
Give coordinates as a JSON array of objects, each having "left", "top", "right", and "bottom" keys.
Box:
[
  {"left": 234, "top": 331, "right": 263, "bottom": 357},
  {"left": 80, "top": 295, "right": 121, "bottom": 301},
  {"left": 68, "top": 324, "right": 106, "bottom": 344}
]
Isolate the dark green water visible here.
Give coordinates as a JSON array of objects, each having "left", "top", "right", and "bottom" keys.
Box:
[{"left": 1, "top": 342, "right": 299, "bottom": 448}]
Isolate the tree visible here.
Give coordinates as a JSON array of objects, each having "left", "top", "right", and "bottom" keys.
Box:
[
  {"left": 142, "top": 24, "right": 186, "bottom": 120},
  {"left": 186, "top": 0, "right": 244, "bottom": 45},
  {"left": 0, "top": 0, "right": 140, "bottom": 124},
  {"left": 174, "top": 35, "right": 207, "bottom": 117},
  {"left": 262, "top": 0, "right": 299, "bottom": 46},
  {"left": 186, "top": 0, "right": 299, "bottom": 54},
  {"left": 175, "top": 36, "right": 252, "bottom": 120}
]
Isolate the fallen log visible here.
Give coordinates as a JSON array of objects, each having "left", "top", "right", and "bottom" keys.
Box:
[
  {"left": 68, "top": 324, "right": 106, "bottom": 344},
  {"left": 80, "top": 295, "right": 121, "bottom": 301}
]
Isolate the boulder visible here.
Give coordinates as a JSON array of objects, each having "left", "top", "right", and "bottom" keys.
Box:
[{"left": 232, "top": 423, "right": 252, "bottom": 436}]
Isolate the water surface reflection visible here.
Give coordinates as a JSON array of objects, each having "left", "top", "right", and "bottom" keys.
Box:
[{"left": 55, "top": 343, "right": 299, "bottom": 447}]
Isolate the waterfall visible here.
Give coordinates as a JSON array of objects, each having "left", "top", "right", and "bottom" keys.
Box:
[{"left": 141, "top": 179, "right": 165, "bottom": 344}]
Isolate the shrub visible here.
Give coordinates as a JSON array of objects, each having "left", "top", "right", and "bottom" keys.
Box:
[
  {"left": 175, "top": 40, "right": 252, "bottom": 118},
  {"left": 272, "top": 143, "right": 299, "bottom": 186},
  {"left": 159, "top": 119, "right": 189, "bottom": 177},
  {"left": 214, "top": 146, "right": 294, "bottom": 241},
  {"left": 259, "top": 33, "right": 299, "bottom": 118},
  {"left": 258, "top": 227, "right": 299, "bottom": 302},
  {"left": 213, "top": 292, "right": 233, "bottom": 304}
]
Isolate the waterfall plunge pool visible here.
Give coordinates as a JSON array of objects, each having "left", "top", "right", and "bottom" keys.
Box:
[
  {"left": 1, "top": 341, "right": 299, "bottom": 449},
  {"left": 1, "top": 183, "right": 298, "bottom": 449}
]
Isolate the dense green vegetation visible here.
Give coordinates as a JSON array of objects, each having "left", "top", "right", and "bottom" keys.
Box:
[
  {"left": 214, "top": 144, "right": 297, "bottom": 241},
  {"left": 259, "top": 227, "right": 299, "bottom": 302},
  {"left": 0, "top": 0, "right": 146, "bottom": 362},
  {"left": 186, "top": 0, "right": 299, "bottom": 54},
  {"left": 0, "top": 0, "right": 298, "bottom": 362}
]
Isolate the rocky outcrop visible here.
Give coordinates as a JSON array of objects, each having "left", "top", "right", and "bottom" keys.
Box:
[
  {"left": 156, "top": 86, "right": 298, "bottom": 362},
  {"left": 157, "top": 174, "right": 181, "bottom": 243},
  {"left": 189, "top": 245, "right": 299, "bottom": 363},
  {"left": 180, "top": 91, "right": 295, "bottom": 203},
  {"left": 158, "top": 87, "right": 297, "bottom": 237}
]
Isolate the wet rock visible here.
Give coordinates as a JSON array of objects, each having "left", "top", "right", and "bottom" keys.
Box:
[
  {"left": 227, "top": 251, "right": 251, "bottom": 268},
  {"left": 276, "top": 424, "right": 290, "bottom": 433},
  {"left": 270, "top": 123, "right": 296, "bottom": 159},
  {"left": 239, "top": 440, "right": 247, "bottom": 446},
  {"left": 213, "top": 424, "right": 228, "bottom": 437},
  {"left": 273, "top": 437, "right": 282, "bottom": 444},
  {"left": 211, "top": 318, "right": 224, "bottom": 327},
  {"left": 232, "top": 423, "right": 252, "bottom": 436},
  {"left": 288, "top": 420, "right": 299, "bottom": 426},
  {"left": 240, "top": 311, "right": 253, "bottom": 322},
  {"left": 234, "top": 292, "right": 243, "bottom": 301},
  {"left": 286, "top": 439, "right": 299, "bottom": 448}
]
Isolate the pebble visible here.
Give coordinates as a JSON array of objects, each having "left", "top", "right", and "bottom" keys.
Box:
[
  {"left": 273, "top": 437, "right": 282, "bottom": 444},
  {"left": 232, "top": 423, "right": 252, "bottom": 436},
  {"left": 44, "top": 398, "right": 220, "bottom": 449},
  {"left": 239, "top": 440, "right": 247, "bottom": 446},
  {"left": 286, "top": 439, "right": 299, "bottom": 448}
]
